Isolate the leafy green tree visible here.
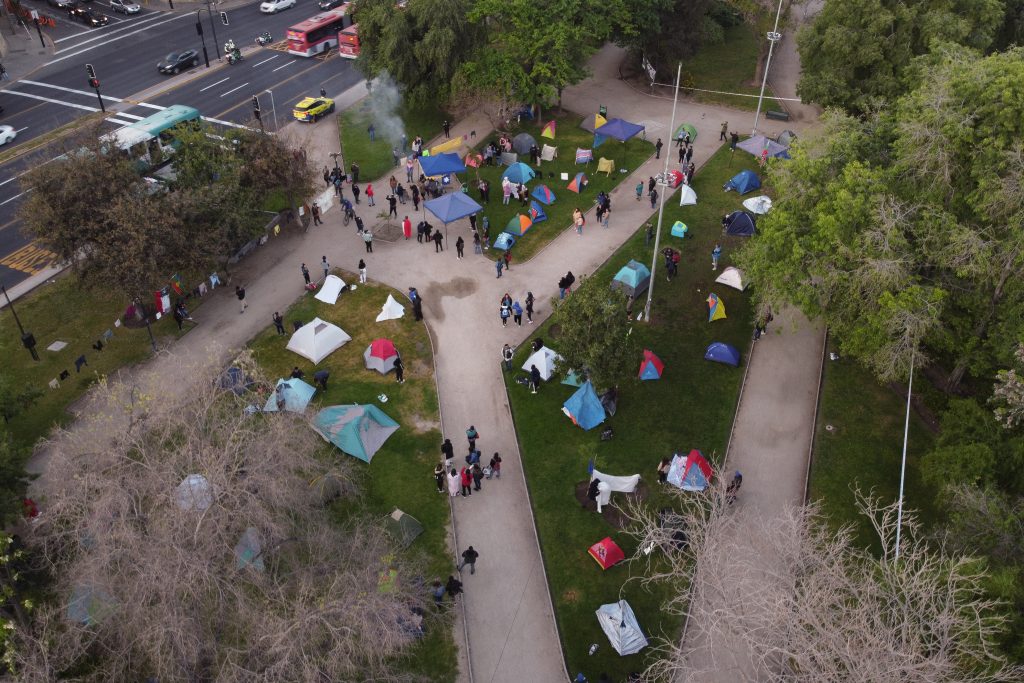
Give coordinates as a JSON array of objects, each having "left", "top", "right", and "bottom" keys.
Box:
[
  {"left": 0, "top": 432, "right": 31, "bottom": 527},
  {"left": 797, "top": 0, "right": 1003, "bottom": 114},
  {"left": 551, "top": 275, "right": 637, "bottom": 389}
]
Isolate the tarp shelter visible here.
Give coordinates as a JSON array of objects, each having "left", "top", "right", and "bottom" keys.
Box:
[
  {"left": 675, "top": 123, "right": 697, "bottom": 142},
  {"left": 670, "top": 221, "right": 688, "bottom": 238},
  {"left": 175, "top": 474, "right": 213, "bottom": 511},
  {"left": 501, "top": 162, "right": 536, "bottom": 185},
  {"left": 531, "top": 184, "right": 556, "bottom": 204},
  {"left": 724, "top": 210, "right": 757, "bottom": 237},
  {"left": 595, "top": 118, "right": 645, "bottom": 141},
  {"left": 724, "top": 170, "right": 761, "bottom": 195},
  {"left": 418, "top": 152, "right": 466, "bottom": 177},
  {"left": 568, "top": 172, "right": 588, "bottom": 193},
  {"left": 67, "top": 584, "right": 114, "bottom": 626},
  {"left": 315, "top": 274, "right": 347, "bottom": 304},
  {"left": 715, "top": 266, "right": 747, "bottom": 291},
  {"left": 234, "top": 527, "right": 264, "bottom": 571},
  {"left": 596, "top": 157, "right": 615, "bottom": 176},
  {"left": 707, "top": 293, "right": 727, "bottom": 322},
  {"left": 542, "top": 120, "right": 556, "bottom": 138},
  {"left": 610, "top": 259, "right": 651, "bottom": 298},
  {"left": 286, "top": 317, "right": 351, "bottom": 364},
  {"left": 504, "top": 214, "right": 533, "bottom": 237},
  {"left": 313, "top": 404, "right": 400, "bottom": 463},
  {"left": 599, "top": 387, "right": 618, "bottom": 416},
  {"left": 499, "top": 151, "right": 518, "bottom": 166},
  {"left": 563, "top": 380, "right": 605, "bottom": 430},
  {"left": 666, "top": 450, "right": 713, "bottom": 491},
  {"left": 580, "top": 113, "right": 608, "bottom": 133},
  {"left": 705, "top": 342, "right": 741, "bottom": 367},
  {"left": 386, "top": 509, "right": 424, "bottom": 548},
  {"left": 575, "top": 148, "right": 593, "bottom": 164},
  {"left": 493, "top": 232, "right": 516, "bottom": 251},
  {"left": 218, "top": 366, "right": 252, "bottom": 395},
  {"left": 777, "top": 129, "right": 798, "bottom": 147},
  {"left": 424, "top": 192, "right": 483, "bottom": 225},
  {"left": 364, "top": 338, "right": 399, "bottom": 374},
  {"left": 376, "top": 294, "right": 406, "bottom": 322},
  {"left": 591, "top": 469, "right": 641, "bottom": 494},
  {"left": 638, "top": 349, "right": 664, "bottom": 380},
  {"left": 522, "top": 345, "right": 563, "bottom": 381},
  {"left": 596, "top": 600, "right": 649, "bottom": 656},
  {"left": 263, "top": 377, "right": 317, "bottom": 413},
  {"left": 529, "top": 200, "right": 547, "bottom": 223},
  {"left": 678, "top": 185, "right": 698, "bottom": 206},
  {"left": 737, "top": 134, "right": 790, "bottom": 159},
  {"left": 562, "top": 369, "right": 583, "bottom": 386},
  {"left": 742, "top": 195, "right": 772, "bottom": 215},
  {"left": 512, "top": 133, "right": 537, "bottom": 154},
  {"left": 541, "top": 144, "right": 558, "bottom": 161},
  {"left": 588, "top": 537, "right": 626, "bottom": 570}
]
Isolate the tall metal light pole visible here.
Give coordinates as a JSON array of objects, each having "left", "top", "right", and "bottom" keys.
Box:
[
  {"left": 751, "top": 0, "right": 785, "bottom": 136},
  {"left": 642, "top": 63, "right": 682, "bottom": 324},
  {"left": 196, "top": 11, "right": 211, "bottom": 68},
  {"left": 264, "top": 88, "right": 278, "bottom": 131},
  {"left": 893, "top": 348, "right": 915, "bottom": 562},
  {"left": 2, "top": 284, "right": 38, "bottom": 361},
  {"left": 206, "top": 0, "right": 222, "bottom": 59}
]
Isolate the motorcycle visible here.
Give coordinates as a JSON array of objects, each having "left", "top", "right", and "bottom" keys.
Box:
[
  {"left": 227, "top": 48, "right": 243, "bottom": 65},
  {"left": 256, "top": 32, "right": 272, "bottom": 46}
]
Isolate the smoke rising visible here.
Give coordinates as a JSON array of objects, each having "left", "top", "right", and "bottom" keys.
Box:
[{"left": 367, "top": 73, "right": 406, "bottom": 149}]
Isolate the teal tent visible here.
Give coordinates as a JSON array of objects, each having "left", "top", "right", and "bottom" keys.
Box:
[
  {"left": 263, "top": 378, "right": 316, "bottom": 413},
  {"left": 610, "top": 259, "right": 651, "bottom": 298},
  {"left": 562, "top": 369, "right": 583, "bottom": 387},
  {"left": 313, "top": 404, "right": 399, "bottom": 463},
  {"left": 562, "top": 380, "right": 605, "bottom": 431}
]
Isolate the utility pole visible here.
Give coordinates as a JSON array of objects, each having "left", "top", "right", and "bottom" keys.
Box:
[
  {"left": 85, "top": 63, "right": 104, "bottom": 113},
  {"left": 206, "top": 0, "right": 221, "bottom": 59},
  {"left": 196, "top": 13, "right": 210, "bottom": 67},
  {"left": 29, "top": 11, "right": 45, "bottom": 49},
  {"left": 752, "top": 0, "right": 785, "bottom": 136},
  {"left": 2, "top": 284, "right": 38, "bottom": 361}
]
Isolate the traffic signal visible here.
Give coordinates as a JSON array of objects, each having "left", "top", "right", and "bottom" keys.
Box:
[
  {"left": 85, "top": 63, "right": 96, "bottom": 80},
  {"left": 252, "top": 95, "right": 260, "bottom": 112},
  {"left": 253, "top": 109, "right": 261, "bottom": 121},
  {"left": 220, "top": 11, "right": 228, "bottom": 25},
  {"left": 89, "top": 77, "right": 100, "bottom": 89}
]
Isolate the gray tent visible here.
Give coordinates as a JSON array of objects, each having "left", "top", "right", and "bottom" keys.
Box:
[
  {"left": 386, "top": 509, "right": 424, "bottom": 548},
  {"left": 512, "top": 133, "right": 537, "bottom": 155},
  {"left": 776, "top": 129, "right": 798, "bottom": 147},
  {"left": 596, "top": 600, "right": 649, "bottom": 655}
]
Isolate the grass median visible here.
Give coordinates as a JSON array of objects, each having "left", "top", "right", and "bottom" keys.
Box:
[{"left": 338, "top": 100, "right": 446, "bottom": 182}]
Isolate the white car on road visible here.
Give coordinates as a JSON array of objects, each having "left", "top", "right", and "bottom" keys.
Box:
[
  {"left": 260, "top": 0, "right": 295, "bottom": 13},
  {"left": 110, "top": 0, "right": 141, "bottom": 13},
  {"left": 0, "top": 125, "right": 16, "bottom": 146}
]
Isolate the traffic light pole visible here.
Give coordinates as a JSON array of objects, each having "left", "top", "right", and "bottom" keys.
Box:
[
  {"left": 196, "top": 13, "right": 211, "bottom": 67},
  {"left": 206, "top": 0, "right": 221, "bottom": 59},
  {"left": 85, "top": 63, "right": 105, "bottom": 113}
]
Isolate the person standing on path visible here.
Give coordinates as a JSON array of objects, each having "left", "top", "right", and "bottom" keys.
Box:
[
  {"left": 358, "top": 258, "right": 367, "bottom": 283},
  {"left": 503, "top": 250, "right": 512, "bottom": 271},
  {"left": 720, "top": 121, "right": 728, "bottom": 141},
  {"left": 472, "top": 463, "right": 484, "bottom": 491},
  {"left": 495, "top": 259, "right": 504, "bottom": 278},
  {"left": 489, "top": 453, "right": 502, "bottom": 479},
  {"left": 466, "top": 425, "right": 479, "bottom": 452},
  {"left": 530, "top": 364, "right": 542, "bottom": 394},
  {"left": 394, "top": 355, "right": 405, "bottom": 383},
  {"left": 655, "top": 138, "right": 663, "bottom": 159},
  {"left": 648, "top": 176, "right": 656, "bottom": 194},
  {"left": 301, "top": 263, "right": 311, "bottom": 285},
  {"left": 388, "top": 194, "right": 398, "bottom": 219},
  {"left": 678, "top": 144, "right": 686, "bottom": 164},
  {"left": 502, "top": 343, "right": 514, "bottom": 371},
  {"left": 455, "top": 236, "right": 465, "bottom": 259},
  {"left": 273, "top": 311, "right": 285, "bottom": 335},
  {"left": 321, "top": 256, "right": 330, "bottom": 280},
  {"left": 601, "top": 205, "right": 611, "bottom": 229},
  {"left": 352, "top": 183, "right": 361, "bottom": 204},
  {"left": 366, "top": 183, "right": 375, "bottom": 206},
  {"left": 443, "top": 120, "right": 451, "bottom": 138},
  {"left": 512, "top": 300, "right": 523, "bottom": 326},
  {"left": 500, "top": 301, "right": 510, "bottom": 327},
  {"left": 362, "top": 230, "right": 373, "bottom": 253},
  {"left": 235, "top": 285, "right": 248, "bottom": 313},
  {"left": 311, "top": 202, "right": 322, "bottom": 225},
  {"left": 458, "top": 546, "right": 479, "bottom": 574},
  {"left": 573, "top": 207, "right": 585, "bottom": 235},
  {"left": 712, "top": 243, "right": 721, "bottom": 270},
  {"left": 402, "top": 216, "right": 412, "bottom": 240},
  {"left": 447, "top": 468, "right": 459, "bottom": 497},
  {"left": 649, "top": 187, "right": 658, "bottom": 209},
  {"left": 432, "top": 230, "right": 444, "bottom": 252},
  {"left": 406, "top": 157, "right": 415, "bottom": 183},
  {"left": 635, "top": 181, "right": 643, "bottom": 201},
  {"left": 411, "top": 184, "right": 420, "bottom": 211},
  {"left": 686, "top": 146, "right": 694, "bottom": 165},
  {"left": 525, "top": 291, "right": 534, "bottom": 323},
  {"left": 442, "top": 437, "right": 455, "bottom": 466},
  {"left": 460, "top": 466, "right": 473, "bottom": 497}
]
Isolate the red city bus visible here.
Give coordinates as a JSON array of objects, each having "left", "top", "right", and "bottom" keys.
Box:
[
  {"left": 337, "top": 24, "right": 359, "bottom": 59},
  {"left": 286, "top": 7, "right": 351, "bottom": 57}
]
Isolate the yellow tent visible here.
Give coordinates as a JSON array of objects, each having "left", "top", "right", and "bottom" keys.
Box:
[
  {"left": 430, "top": 136, "right": 463, "bottom": 156},
  {"left": 707, "top": 293, "right": 727, "bottom": 322},
  {"left": 596, "top": 158, "right": 615, "bottom": 176}
]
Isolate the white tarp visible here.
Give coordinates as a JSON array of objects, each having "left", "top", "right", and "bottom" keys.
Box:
[
  {"left": 286, "top": 317, "right": 351, "bottom": 364},
  {"left": 375, "top": 294, "right": 406, "bottom": 322},
  {"left": 541, "top": 144, "right": 557, "bottom": 162},
  {"left": 715, "top": 266, "right": 747, "bottom": 291},
  {"left": 521, "top": 346, "right": 564, "bottom": 381},
  {"left": 678, "top": 185, "right": 698, "bottom": 206},
  {"left": 314, "top": 274, "right": 347, "bottom": 305},
  {"left": 596, "top": 600, "right": 648, "bottom": 656},
  {"left": 175, "top": 474, "right": 213, "bottom": 511},
  {"left": 591, "top": 469, "right": 640, "bottom": 492},
  {"left": 742, "top": 195, "right": 772, "bottom": 214}
]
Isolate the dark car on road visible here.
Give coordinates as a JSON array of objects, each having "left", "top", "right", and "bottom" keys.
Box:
[
  {"left": 157, "top": 50, "right": 199, "bottom": 75},
  {"left": 68, "top": 5, "right": 109, "bottom": 25}
]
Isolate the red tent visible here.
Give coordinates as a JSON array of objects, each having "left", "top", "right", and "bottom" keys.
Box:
[
  {"left": 637, "top": 349, "right": 664, "bottom": 380},
  {"left": 588, "top": 537, "right": 626, "bottom": 570}
]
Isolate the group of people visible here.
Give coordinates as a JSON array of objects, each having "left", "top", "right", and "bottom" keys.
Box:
[
  {"left": 498, "top": 291, "right": 531, "bottom": 327},
  {"left": 434, "top": 430, "right": 504, "bottom": 500}
]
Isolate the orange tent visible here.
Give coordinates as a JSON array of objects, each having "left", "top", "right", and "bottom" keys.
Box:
[{"left": 588, "top": 537, "right": 625, "bottom": 570}]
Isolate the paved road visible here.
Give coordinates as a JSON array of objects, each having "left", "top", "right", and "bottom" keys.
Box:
[{"left": 0, "top": 0, "right": 359, "bottom": 289}]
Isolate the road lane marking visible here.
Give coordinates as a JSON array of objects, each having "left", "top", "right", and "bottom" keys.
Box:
[
  {"left": 48, "top": 13, "right": 191, "bottom": 63},
  {"left": 220, "top": 82, "right": 250, "bottom": 97},
  {"left": 19, "top": 79, "right": 124, "bottom": 102},
  {"left": 272, "top": 61, "right": 294, "bottom": 72},
  {"left": 106, "top": 118, "right": 136, "bottom": 125},
  {"left": 1, "top": 90, "right": 103, "bottom": 112},
  {"left": 15, "top": 127, "right": 28, "bottom": 133},
  {"left": 0, "top": 189, "right": 30, "bottom": 206},
  {"left": 199, "top": 77, "right": 230, "bottom": 92},
  {"left": 253, "top": 55, "right": 279, "bottom": 67},
  {"left": 53, "top": 10, "right": 172, "bottom": 47},
  {"left": 0, "top": 242, "right": 58, "bottom": 275}
]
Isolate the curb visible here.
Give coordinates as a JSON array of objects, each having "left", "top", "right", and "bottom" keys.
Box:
[{"left": 802, "top": 326, "right": 828, "bottom": 504}]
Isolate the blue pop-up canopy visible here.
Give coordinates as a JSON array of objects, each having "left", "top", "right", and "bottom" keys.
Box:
[
  {"left": 595, "top": 118, "right": 646, "bottom": 142},
  {"left": 418, "top": 152, "right": 466, "bottom": 177},
  {"left": 424, "top": 192, "right": 482, "bottom": 224}
]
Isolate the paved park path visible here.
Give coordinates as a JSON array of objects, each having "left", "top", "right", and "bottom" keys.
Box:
[{"left": 25, "top": 40, "right": 824, "bottom": 683}]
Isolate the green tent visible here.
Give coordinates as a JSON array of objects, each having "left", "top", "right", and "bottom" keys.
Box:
[
  {"left": 675, "top": 123, "right": 697, "bottom": 142},
  {"left": 386, "top": 508, "right": 424, "bottom": 548},
  {"left": 312, "top": 404, "right": 399, "bottom": 463}
]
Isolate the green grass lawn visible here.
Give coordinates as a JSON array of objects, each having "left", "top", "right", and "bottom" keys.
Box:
[
  {"left": 339, "top": 100, "right": 447, "bottom": 182},
  {"left": 681, "top": 25, "right": 772, "bottom": 112},
  {"left": 463, "top": 115, "right": 653, "bottom": 261},
  {"left": 247, "top": 277, "right": 456, "bottom": 682},
  {"left": 506, "top": 144, "right": 762, "bottom": 680},
  {"left": 0, "top": 276, "right": 193, "bottom": 450},
  {"left": 809, "top": 339, "right": 938, "bottom": 551}
]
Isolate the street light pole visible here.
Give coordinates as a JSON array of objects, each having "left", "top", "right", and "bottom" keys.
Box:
[
  {"left": 752, "top": 0, "right": 784, "bottom": 136},
  {"left": 265, "top": 88, "right": 278, "bottom": 131},
  {"left": 206, "top": 0, "right": 222, "bottom": 59},
  {"left": 2, "top": 284, "right": 39, "bottom": 361},
  {"left": 642, "top": 63, "right": 682, "bottom": 324},
  {"left": 196, "top": 11, "right": 211, "bottom": 68},
  {"left": 894, "top": 347, "right": 915, "bottom": 562}
]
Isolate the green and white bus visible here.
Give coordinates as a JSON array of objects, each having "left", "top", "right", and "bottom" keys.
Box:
[{"left": 99, "top": 104, "right": 201, "bottom": 172}]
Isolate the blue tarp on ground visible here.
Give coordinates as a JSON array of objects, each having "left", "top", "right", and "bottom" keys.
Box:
[
  {"left": 424, "top": 192, "right": 482, "bottom": 224},
  {"left": 502, "top": 162, "right": 537, "bottom": 185},
  {"left": 312, "top": 404, "right": 400, "bottom": 463},
  {"left": 724, "top": 211, "right": 757, "bottom": 236},
  {"left": 595, "top": 118, "right": 646, "bottom": 142},
  {"left": 724, "top": 170, "right": 761, "bottom": 195},
  {"left": 704, "top": 342, "right": 741, "bottom": 367},
  {"left": 562, "top": 380, "right": 605, "bottom": 431},
  {"left": 418, "top": 152, "right": 466, "bottom": 177}
]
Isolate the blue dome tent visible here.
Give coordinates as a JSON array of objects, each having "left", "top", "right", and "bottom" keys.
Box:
[
  {"left": 724, "top": 170, "right": 761, "bottom": 195},
  {"left": 562, "top": 380, "right": 605, "bottom": 431},
  {"left": 704, "top": 342, "right": 741, "bottom": 367}
]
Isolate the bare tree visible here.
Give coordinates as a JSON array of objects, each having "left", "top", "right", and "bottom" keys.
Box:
[
  {"left": 618, "top": 479, "right": 1023, "bottom": 682},
  {"left": 10, "top": 354, "right": 427, "bottom": 682}
]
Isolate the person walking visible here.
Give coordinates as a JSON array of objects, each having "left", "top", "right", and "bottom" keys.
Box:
[
  {"left": 455, "top": 236, "right": 465, "bottom": 259},
  {"left": 442, "top": 437, "right": 455, "bottom": 465},
  {"left": 635, "top": 181, "right": 643, "bottom": 201},
  {"left": 645, "top": 222, "right": 655, "bottom": 247},
  {"left": 321, "top": 256, "right": 330, "bottom": 280},
  {"left": 530, "top": 364, "right": 542, "bottom": 394},
  {"left": 525, "top": 291, "right": 534, "bottom": 323},
  {"left": 472, "top": 463, "right": 484, "bottom": 491},
  {"left": 411, "top": 184, "right": 420, "bottom": 211},
  {"left": 686, "top": 146, "right": 694, "bottom": 164},
  {"left": 712, "top": 243, "right": 721, "bottom": 270},
  {"left": 655, "top": 137, "right": 663, "bottom": 159},
  {"left": 499, "top": 301, "right": 510, "bottom": 327},
  {"left": 720, "top": 120, "right": 728, "bottom": 141},
  {"left": 472, "top": 231, "right": 481, "bottom": 254},
  {"left": 301, "top": 263, "right": 311, "bottom": 285},
  {"left": 402, "top": 216, "right": 412, "bottom": 240},
  {"left": 458, "top": 546, "right": 479, "bottom": 574},
  {"left": 362, "top": 230, "right": 373, "bottom": 253},
  {"left": 396, "top": 183, "right": 406, "bottom": 205},
  {"left": 366, "top": 183, "right": 375, "bottom": 206},
  {"left": 466, "top": 425, "right": 479, "bottom": 451},
  {"left": 311, "top": 202, "right": 322, "bottom": 225},
  {"left": 235, "top": 285, "right": 248, "bottom": 313},
  {"left": 649, "top": 187, "right": 658, "bottom": 209},
  {"left": 489, "top": 453, "right": 502, "bottom": 479},
  {"left": 394, "top": 355, "right": 405, "bottom": 383},
  {"left": 502, "top": 343, "right": 514, "bottom": 371},
  {"left": 495, "top": 259, "right": 504, "bottom": 279},
  {"left": 387, "top": 194, "right": 398, "bottom": 218},
  {"left": 601, "top": 205, "right": 610, "bottom": 229},
  {"left": 273, "top": 311, "right": 285, "bottom": 335},
  {"left": 355, "top": 215, "right": 364, "bottom": 234},
  {"left": 512, "top": 300, "right": 523, "bottom": 326},
  {"left": 573, "top": 207, "right": 584, "bottom": 236},
  {"left": 503, "top": 249, "right": 512, "bottom": 271},
  {"left": 460, "top": 466, "right": 473, "bottom": 497},
  {"left": 443, "top": 120, "right": 451, "bottom": 138},
  {"left": 432, "top": 230, "right": 443, "bottom": 252},
  {"left": 648, "top": 176, "right": 656, "bottom": 193},
  {"left": 358, "top": 258, "right": 367, "bottom": 284},
  {"left": 447, "top": 468, "right": 460, "bottom": 497},
  {"left": 352, "top": 183, "right": 360, "bottom": 204}
]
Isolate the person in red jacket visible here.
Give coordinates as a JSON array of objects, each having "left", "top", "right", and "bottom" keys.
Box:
[
  {"left": 402, "top": 216, "right": 412, "bottom": 240},
  {"left": 460, "top": 466, "right": 473, "bottom": 497}
]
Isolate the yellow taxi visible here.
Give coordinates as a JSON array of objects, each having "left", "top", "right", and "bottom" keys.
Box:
[{"left": 292, "top": 97, "right": 335, "bottom": 123}]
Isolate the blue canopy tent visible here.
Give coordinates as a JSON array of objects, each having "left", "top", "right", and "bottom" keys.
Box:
[
  {"left": 424, "top": 192, "right": 483, "bottom": 243},
  {"left": 502, "top": 162, "right": 537, "bottom": 185},
  {"left": 263, "top": 378, "right": 317, "bottom": 413},
  {"left": 736, "top": 134, "right": 790, "bottom": 159},
  {"left": 704, "top": 342, "right": 741, "bottom": 367},
  {"left": 562, "top": 380, "right": 605, "bottom": 431},
  {"left": 312, "top": 404, "right": 400, "bottom": 463},
  {"left": 724, "top": 170, "right": 761, "bottom": 195},
  {"left": 594, "top": 118, "right": 645, "bottom": 142},
  {"left": 418, "top": 152, "right": 467, "bottom": 177}
]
